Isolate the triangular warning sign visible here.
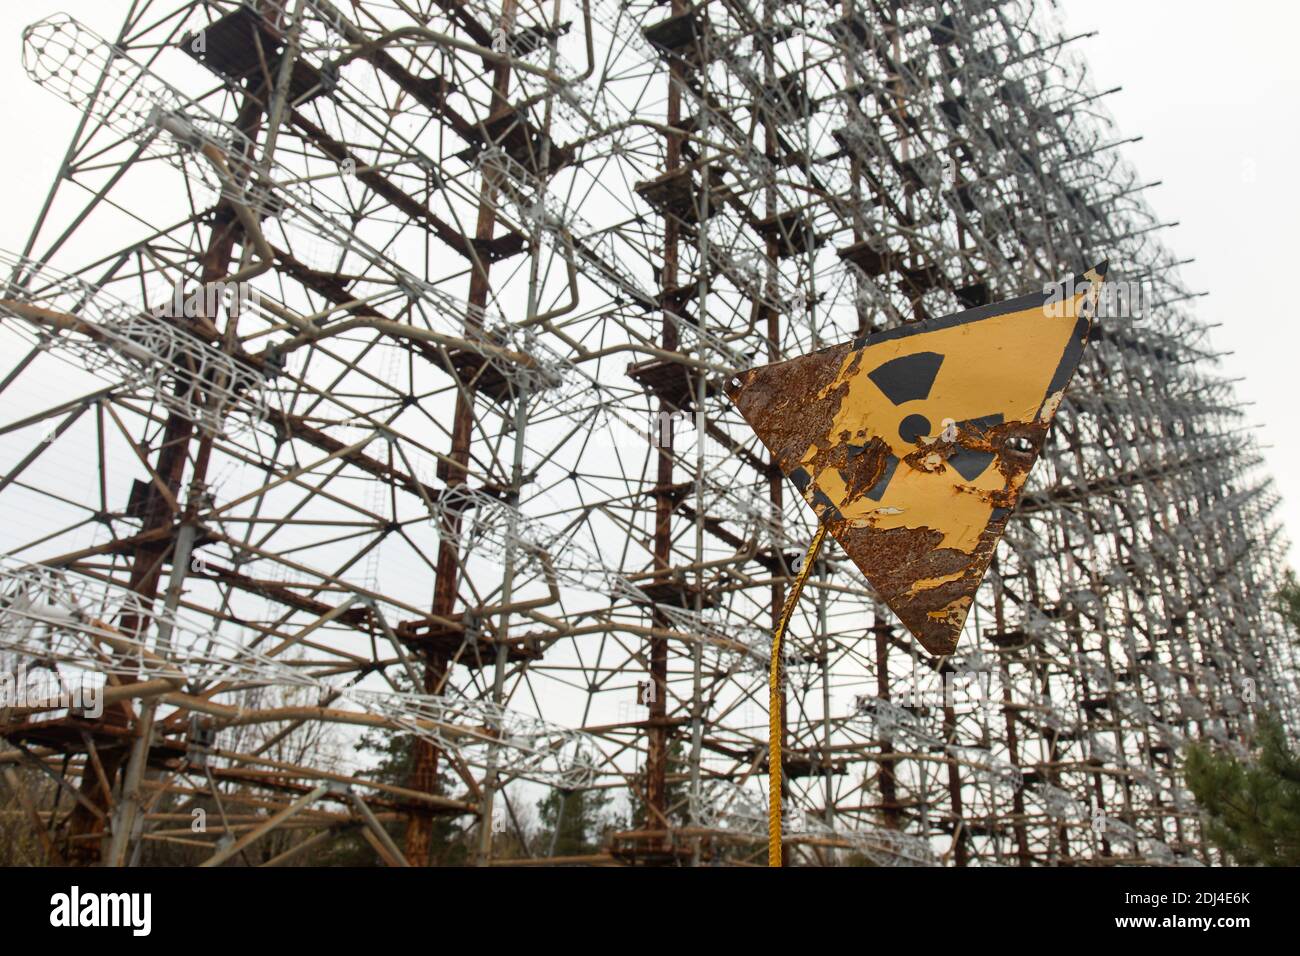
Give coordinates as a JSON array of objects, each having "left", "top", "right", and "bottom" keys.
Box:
[{"left": 726, "top": 264, "right": 1106, "bottom": 655}]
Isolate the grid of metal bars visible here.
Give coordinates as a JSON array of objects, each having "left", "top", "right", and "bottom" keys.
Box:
[{"left": 0, "top": 0, "right": 1293, "bottom": 866}]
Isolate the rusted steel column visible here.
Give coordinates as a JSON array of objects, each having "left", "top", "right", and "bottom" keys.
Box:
[
  {"left": 405, "top": 0, "right": 518, "bottom": 865},
  {"left": 63, "top": 89, "right": 263, "bottom": 862},
  {"left": 873, "top": 617, "right": 901, "bottom": 830},
  {"left": 643, "top": 0, "right": 688, "bottom": 849},
  {"left": 755, "top": 0, "right": 791, "bottom": 865},
  {"left": 940, "top": 665, "right": 969, "bottom": 866},
  {"left": 992, "top": 559, "right": 1031, "bottom": 864}
]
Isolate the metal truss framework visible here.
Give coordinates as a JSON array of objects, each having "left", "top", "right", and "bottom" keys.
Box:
[{"left": 0, "top": 0, "right": 1294, "bottom": 866}]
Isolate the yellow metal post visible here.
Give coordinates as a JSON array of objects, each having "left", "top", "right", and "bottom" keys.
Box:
[{"left": 769, "top": 522, "right": 828, "bottom": 867}]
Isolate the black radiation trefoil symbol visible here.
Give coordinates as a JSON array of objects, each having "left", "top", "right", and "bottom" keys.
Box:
[{"left": 858, "top": 351, "right": 1003, "bottom": 499}]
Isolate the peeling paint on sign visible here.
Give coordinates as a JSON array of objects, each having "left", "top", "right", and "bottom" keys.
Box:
[{"left": 727, "top": 263, "right": 1106, "bottom": 655}]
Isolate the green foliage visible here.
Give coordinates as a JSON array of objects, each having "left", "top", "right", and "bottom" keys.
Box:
[
  {"left": 1184, "top": 715, "right": 1300, "bottom": 866},
  {"left": 627, "top": 739, "right": 691, "bottom": 830},
  {"left": 536, "top": 785, "right": 613, "bottom": 857},
  {"left": 1277, "top": 568, "right": 1300, "bottom": 632},
  {"left": 0, "top": 767, "right": 52, "bottom": 865},
  {"left": 342, "top": 723, "right": 471, "bottom": 866}
]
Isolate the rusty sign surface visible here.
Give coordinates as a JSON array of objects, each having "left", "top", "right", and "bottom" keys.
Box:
[{"left": 727, "top": 264, "right": 1106, "bottom": 655}]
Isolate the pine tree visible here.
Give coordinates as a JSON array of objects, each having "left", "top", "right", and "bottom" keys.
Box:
[
  {"left": 1184, "top": 715, "right": 1300, "bottom": 866},
  {"left": 536, "top": 785, "right": 612, "bottom": 857},
  {"left": 1277, "top": 568, "right": 1300, "bottom": 632},
  {"left": 330, "top": 720, "right": 473, "bottom": 866},
  {"left": 628, "top": 739, "right": 691, "bottom": 829}
]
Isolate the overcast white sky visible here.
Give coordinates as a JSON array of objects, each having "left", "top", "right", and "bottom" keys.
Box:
[
  {"left": 1056, "top": 0, "right": 1300, "bottom": 566},
  {"left": 1, "top": 1, "right": 1297, "bottom": 568}
]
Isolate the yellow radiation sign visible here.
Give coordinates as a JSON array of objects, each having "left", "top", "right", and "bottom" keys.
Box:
[{"left": 727, "top": 264, "right": 1106, "bottom": 655}]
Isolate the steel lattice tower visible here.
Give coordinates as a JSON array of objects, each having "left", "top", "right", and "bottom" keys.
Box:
[{"left": 0, "top": 0, "right": 1294, "bottom": 866}]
